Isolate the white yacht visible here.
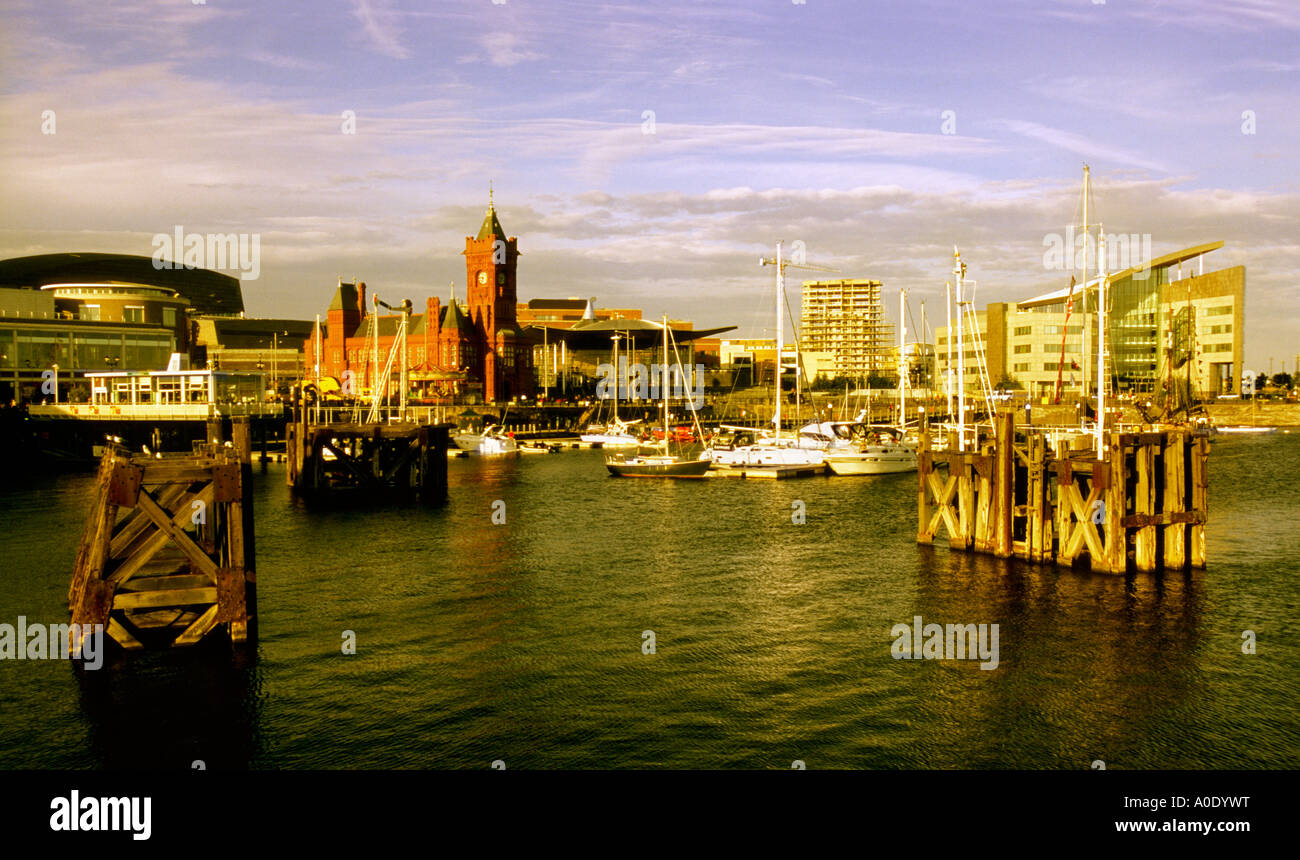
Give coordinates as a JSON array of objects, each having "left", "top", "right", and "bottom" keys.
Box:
[
  {"left": 822, "top": 427, "right": 918, "bottom": 475},
  {"left": 580, "top": 417, "right": 642, "bottom": 448},
  {"left": 700, "top": 425, "right": 828, "bottom": 467},
  {"left": 476, "top": 425, "right": 519, "bottom": 455}
]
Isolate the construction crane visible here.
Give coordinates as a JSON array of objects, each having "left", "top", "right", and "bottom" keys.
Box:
[{"left": 759, "top": 241, "right": 839, "bottom": 436}]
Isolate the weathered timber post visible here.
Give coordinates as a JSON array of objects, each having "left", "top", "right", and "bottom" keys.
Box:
[
  {"left": 973, "top": 448, "right": 992, "bottom": 553},
  {"left": 1027, "top": 433, "right": 1048, "bottom": 563},
  {"left": 993, "top": 411, "right": 1014, "bottom": 558},
  {"left": 917, "top": 425, "right": 932, "bottom": 544},
  {"left": 954, "top": 455, "right": 973, "bottom": 550},
  {"left": 1189, "top": 434, "right": 1208, "bottom": 568},
  {"left": 430, "top": 423, "right": 448, "bottom": 502},
  {"left": 1054, "top": 457, "right": 1073, "bottom": 567},
  {"left": 231, "top": 417, "right": 257, "bottom": 638},
  {"left": 1101, "top": 431, "right": 1126, "bottom": 574},
  {"left": 1134, "top": 437, "right": 1158, "bottom": 572},
  {"left": 1164, "top": 429, "right": 1187, "bottom": 569}
]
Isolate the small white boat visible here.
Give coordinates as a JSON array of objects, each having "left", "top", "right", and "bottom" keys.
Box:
[
  {"left": 1215, "top": 425, "right": 1277, "bottom": 434},
  {"left": 580, "top": 418, "right": 642, "bottom": 448},
  {"left": 476, "top": 425, "right": 519, "bottom": 455}
]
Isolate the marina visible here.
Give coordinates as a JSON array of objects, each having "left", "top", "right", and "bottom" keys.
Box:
[{"left": 2, "top": 432, "right": 1296, "bottom": 770}]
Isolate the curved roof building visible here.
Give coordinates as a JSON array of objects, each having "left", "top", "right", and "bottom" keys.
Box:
[{"left": 0, "top": 252, "right": 244, "bottom": 316}]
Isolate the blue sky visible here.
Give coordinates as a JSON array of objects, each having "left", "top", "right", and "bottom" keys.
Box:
[{"left": 2, "top": 0, "right": 1298, "bottom": 370}]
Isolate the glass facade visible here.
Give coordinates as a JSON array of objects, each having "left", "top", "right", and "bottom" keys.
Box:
[
  {"left": 1107, "top": 266, "right": 1167, "bottom": 392},
  {"left": 0, "top": 326, "right": 174, "bottom": 372}
]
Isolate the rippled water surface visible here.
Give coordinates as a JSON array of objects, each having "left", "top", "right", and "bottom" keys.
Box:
[{"left": 2, "top": 434, "right": 1298, "bottom": 769}]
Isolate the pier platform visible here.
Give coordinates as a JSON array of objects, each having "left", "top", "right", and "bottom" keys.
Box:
[{"left": 917, "top": 411, "right": 1208, "bottom": 574}]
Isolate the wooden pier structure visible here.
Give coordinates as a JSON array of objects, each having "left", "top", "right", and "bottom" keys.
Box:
[
  {"left": 286, "top": 406, "right": 452, "bottom": 503},
  {"left": 67, "top": 418, "right": 257, "bottom": 652},
  {"left": 917, "top": 411, "right": 1208, "bottom": 574}
]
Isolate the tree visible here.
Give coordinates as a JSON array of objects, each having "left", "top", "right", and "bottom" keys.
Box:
[{"left": 1272, "top": 372, "right": 1293, "bottom": 390}]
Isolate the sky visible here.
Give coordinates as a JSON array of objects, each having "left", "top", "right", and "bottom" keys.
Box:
[{"left": 2, "top": 0, "right": 1298, "bottom": 372}]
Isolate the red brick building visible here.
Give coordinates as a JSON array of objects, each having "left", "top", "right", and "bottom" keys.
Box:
[{"left": 310, "top": 196, "right": 534, "bottom": 402}]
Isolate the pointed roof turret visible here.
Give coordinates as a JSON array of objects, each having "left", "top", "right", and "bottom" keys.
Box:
[
  {"left": 442, "top": 296, "right": 473, "bottom": 333},
  {"left": 582, "top": 297, "right": 596, "bottom": 320},
  {"left": 328, "top": 279, "right": 359, "bottom": 311},
  {"left": 475, "top": 184, "right": 507, "bottom": 242}
]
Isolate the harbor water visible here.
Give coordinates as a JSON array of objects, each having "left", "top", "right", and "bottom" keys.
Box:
[{"left": 1, "top": 434, "right": 1298, "bottom": 769}]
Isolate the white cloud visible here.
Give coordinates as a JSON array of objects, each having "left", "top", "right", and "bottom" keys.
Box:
[
  {"left": 997, "top": 120, "right": 1170, "bottom": 173},
  {"left": 480, "top": 32, "right": 542, "bottom": 67},
  {"left": 349, "top": 0, "right": 409, "bottom": 60}
]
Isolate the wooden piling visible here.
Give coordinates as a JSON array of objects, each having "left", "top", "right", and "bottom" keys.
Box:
[
  {"left": 1163, "top": 429, "right": 1187, "bottom": 569},
  {"left": 1189, "top": 434, "right": 1208, "bottom": 568},
  {"left": 917, "top": 421, "right": 1209, "bottom": 575},
  {"left": 67, "top": 429, "right": 254, "bottom": 653},
  {"left": 290, "top": 416, "right": 452, "bottom": 504},
  {"left": 992, "top": 411, "right": 1014, "bottom": 558}
]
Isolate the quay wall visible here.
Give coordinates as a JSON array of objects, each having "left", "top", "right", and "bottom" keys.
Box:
[{"left": 1205, "top": 402, "right": 1300, "bottom": 427}]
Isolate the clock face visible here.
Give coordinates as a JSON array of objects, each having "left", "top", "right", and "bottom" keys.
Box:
[{"left": 477, "top": 271, "right": 487, "bottom": 285}]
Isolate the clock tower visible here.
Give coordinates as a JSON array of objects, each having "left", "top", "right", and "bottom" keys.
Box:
[{"left": 463, "top": 188, "right": 526, "bottom": 402}]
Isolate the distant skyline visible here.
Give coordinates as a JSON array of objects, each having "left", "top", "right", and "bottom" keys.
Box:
[{"left": 2, "top": 0, "right": 1297, "bottom": 371}]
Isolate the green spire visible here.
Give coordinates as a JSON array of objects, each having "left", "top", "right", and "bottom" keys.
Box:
[{"left": 475, "top": 184, "right": 506, "bottom": 241}]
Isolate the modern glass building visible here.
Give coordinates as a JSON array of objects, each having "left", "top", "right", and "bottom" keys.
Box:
[{"left": 936, "top": 241, "right": 1244, "bottom": 400}]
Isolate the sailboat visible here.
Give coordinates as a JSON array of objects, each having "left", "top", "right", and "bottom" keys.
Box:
[
  {"left": 580, "top": 331, "right": 643, "bottom": 448},
  {"left": 699, "top": 241, "right": 828, "bottom": 468},
  {"left": 606, "top": 317, "right": 711, "bottom": 477},
  {"left": 823, "top": 289, "right": 918, "bottom": 475}
]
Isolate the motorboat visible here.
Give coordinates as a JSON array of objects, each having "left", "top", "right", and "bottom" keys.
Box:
[
  {"left": 580, "top": 417, "right": 642, "bottom": 448},
  {"left": 476, "top": 425, "right": 519, "bottom": 455},
  {"left": 822, "top": 427, "right": 918, "bottom": 475}
]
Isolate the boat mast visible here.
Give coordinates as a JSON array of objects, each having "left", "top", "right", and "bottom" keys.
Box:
[
  {"left": 921, "top": 298, "right": 927, "bottom": 429},
  {"left": 399, "top": 301, "right": 409, "bottom": 421},
  {"left": 314, "top": 314, "right": 321, "bottom": 389},
  {"left": 1081, "top": 164, "right": 1091, "bottom": 402},
  {"left": 611, "top": 334, "right": 621, "bottom": 424},
  {"left": 662, "top": 315, "right": 670, "bottom": 449},
  {"left": 899, "top": 288, "right": 907, "bottom": 429},
  {"left": 953, "top": 249, "right": 966, "bottom": 451},
  {"left": 945, "top": 280, "right": 953, "bottom": 421},
  {"left": 1095, "top": 227, "right": 1108, "bottom": 458},
  {"left": 774, "top": 240, "right": 784, "bottom": 440}
]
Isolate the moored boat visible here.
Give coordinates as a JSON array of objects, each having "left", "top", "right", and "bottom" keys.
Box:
[
  {"left": 606, "top": 317, "right": 709, "bottom": 478},
  {"left": 606, "top": 449, "right": 711, "bottom": 477},
  {"left": 822, "top": 428, "right": 918, "bottom": 475},
  {"left": 476, "top": 425, "right": 519, "bottom": 455}
]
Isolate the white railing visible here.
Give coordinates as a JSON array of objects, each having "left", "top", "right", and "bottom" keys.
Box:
[
  {"left": 27, "top": 402, "right": 285, "bottom": 421},
  {"left": 305, "top": 404, "right": 454, "bottom": 426}
]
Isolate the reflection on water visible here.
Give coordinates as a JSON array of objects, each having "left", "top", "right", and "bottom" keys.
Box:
[
  {"left": 76, "top": 645, "right": 262, "bottom": 770},
  {"left": 1, "top": 433, "right": 1297, "bottom": 769}
]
